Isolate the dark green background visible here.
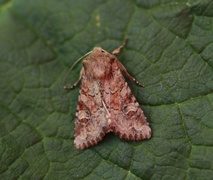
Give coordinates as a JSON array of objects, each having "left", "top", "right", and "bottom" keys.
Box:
[{"left": 0, "top": 0, "right": 213, "bottom": 179}]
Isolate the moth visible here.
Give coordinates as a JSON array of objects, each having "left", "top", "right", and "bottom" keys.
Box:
[{"left": 64, "top": 40, "right": 151, "bottom": 150}]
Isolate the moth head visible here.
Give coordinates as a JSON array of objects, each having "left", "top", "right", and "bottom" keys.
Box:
[
  {"left": 82, "top": 47, "right": 115, "bottom": 79},
  {"left": 92, "top": 47, "right": 108, "bottom": 54}
]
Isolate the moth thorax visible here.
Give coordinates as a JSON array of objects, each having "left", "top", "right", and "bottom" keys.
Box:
[{"left": 92, "top": 61, "right": 112, "bottom": 79}]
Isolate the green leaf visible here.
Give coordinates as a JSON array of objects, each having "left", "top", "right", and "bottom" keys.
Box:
[{"left": 0, "top": 0, "right": 213, "bottom": 179}]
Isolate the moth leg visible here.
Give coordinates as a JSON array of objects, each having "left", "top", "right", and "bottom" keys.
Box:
[
  {"left": 64, "top": 77, "right": 81, "bottom": 90},
  {"left": 116, "top": 60, "right": 144, "bottom": 87},
  {"left": 112, "top": 38, "right": 128, "bottom": 55},
  {"left": 64, "top": 69, "right": 84, "bottom": 90}
]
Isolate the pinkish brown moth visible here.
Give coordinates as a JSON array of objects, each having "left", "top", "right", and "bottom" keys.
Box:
[{"left": 64, "top": 40, "right": 151, "bottom": 150}]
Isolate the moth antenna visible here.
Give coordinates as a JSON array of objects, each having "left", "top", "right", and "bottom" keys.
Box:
[{"left": 63, "top": 51, "right": 92, "bottom": 88}]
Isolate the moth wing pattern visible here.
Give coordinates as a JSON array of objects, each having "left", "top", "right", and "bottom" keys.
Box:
[
  {"left": 103, "top": 59, "right": 151, "bottom": 141},
  {"left": 74, "top": 68, "right": 108, "bottom": 150}
]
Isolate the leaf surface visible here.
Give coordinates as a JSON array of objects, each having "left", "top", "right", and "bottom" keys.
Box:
[{"left": 0, "top": 0, "right": 213, "bottom": 179}]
